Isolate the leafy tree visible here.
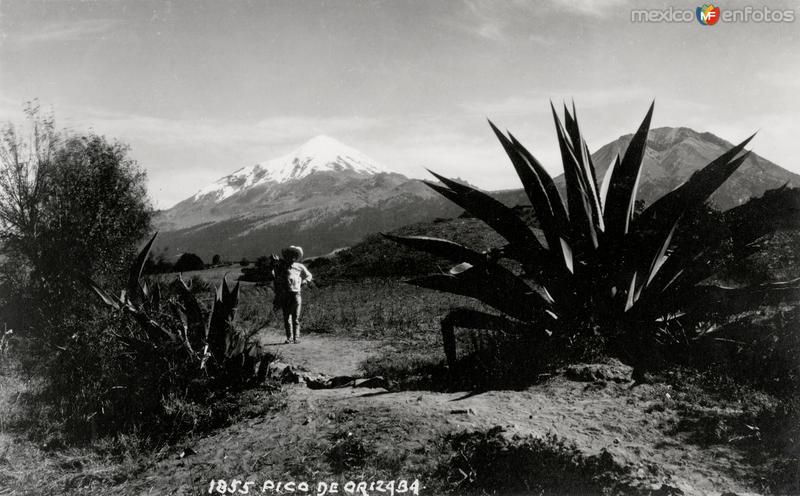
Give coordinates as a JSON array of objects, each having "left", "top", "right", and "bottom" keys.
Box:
[
  {"left": 212, "top": 254, "right": 221, "bottom": 265},
  {"left": 174, "top": 252, "right": 205, "bottom": 272},
  {"left": 0, "top": 104, "right": 152, "bottom": 345},
  {"left": 144, "top": 249, "right": 174, "bottom": 274},
  {"left": 240, "top": 257, "right": 250, "bottom": 267}
]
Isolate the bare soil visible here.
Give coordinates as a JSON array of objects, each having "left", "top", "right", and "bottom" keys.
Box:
[{"left": 106, "top": 328, "right": 763, "bottom": 496}]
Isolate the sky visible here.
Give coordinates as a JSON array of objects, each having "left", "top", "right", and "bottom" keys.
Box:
[{"left": 1, "top": 0, "right": 798, "bottom": 209}]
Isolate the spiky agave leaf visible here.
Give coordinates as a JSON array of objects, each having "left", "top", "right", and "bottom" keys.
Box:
[
  {"left": 408, "top": 265, "right": 552, "bottom": 323},
  {"left": 635, "top": 134, "right": 755, "bottom": 233},
  {"left": 386, "top": 233, "right": 558, "bottom": 313},
  {"left": 603, "top": 102, "right": 654, "bottom": 238},
  {"left": 174, "top": 274, "right": 206, "bottom": 350},
  {"left": 127, "top": 232, "right": 158, "bottom": 306},
  {"left": 206, "top": 275, "right": 241, "bottom": 364},
  {"left": 551, "top": 103, "right": 599, "bottom": 250},
  {"left": 381, "top": 234, "right": 494, "bottom": 267},
  {"left": 563, "top": 103, "right": 604, "bottom": 232},
  {"left": 440, "top": 307, "right": 541, "bottom": 367},
  {"left": 680, "top": 279, "right": 800, "bottom": 322},
  {"left": 507, "top": 131, "right": 569, "bottom": 230},
  {"left": 423, "top": 173, "right": 550, "bottom": 261},
  {"left": 489, "top": 122, "right": 572, "bottom": 274}
]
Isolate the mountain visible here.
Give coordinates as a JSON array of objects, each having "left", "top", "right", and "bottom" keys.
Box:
[
  {"left": 154, "top": 128, "right": 799, "bottom": 261},
  {"left": 558, "top": 127, "right": 799, "bottom": 209},
  {"left": 153, "top": 136, "right": 462, "bottom": 259}
]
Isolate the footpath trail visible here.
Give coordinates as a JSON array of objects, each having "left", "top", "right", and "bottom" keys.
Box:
[
  {"left": 256, "top": 328, "right": 385, "bottom": 378},
  {"left": 115, "top": 329, "right": 761, "bottom": 496}
]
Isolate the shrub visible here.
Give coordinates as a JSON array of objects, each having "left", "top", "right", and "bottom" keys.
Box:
[
  {"left": 173, "top": 252, "right": 204, "bottom": 272},
  {"left": 0, "top": 105, "right": 152, "bottom": 351},
  {"left": 56, "top": 233, "right": 274, "bottom": 442},
  {"left": 437, "top": 428, "right": 623, "bottom": 495},
  {"left": 240, "top": 255, "right": 275, "bottom": 283}
]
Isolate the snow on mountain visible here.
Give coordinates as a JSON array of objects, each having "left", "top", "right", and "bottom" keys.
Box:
[{"left": 194, "top": 135, "right": 389, "bottom": 203}]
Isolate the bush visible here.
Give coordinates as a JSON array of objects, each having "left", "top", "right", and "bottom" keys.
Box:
[
  {"left": 173, "top": 252, "right": 204, "bottom": 272},
  {"left": 436, "top": 428, "right": 623, "bottom": 495},
  {"left": 239, "top": 255, "right": 276, "bottom": 283},
  {"left": 143, "top": 249, "right": 174, "bottom": 274},
  {"left": 0, "top": 104, "right": 152, "bottom": 350},
  {"left": 63, "top": 234, "right": 273, "bottom": 443}
]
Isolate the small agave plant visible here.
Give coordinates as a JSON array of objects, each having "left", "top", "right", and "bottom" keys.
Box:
[
  {"left": 82, "top": 232, "right": 267, "bottom": 382},
  {"left": 386, "top": 103, "right": 799, "bottom": 375}
]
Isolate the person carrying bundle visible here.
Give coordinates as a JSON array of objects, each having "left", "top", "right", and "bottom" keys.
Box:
[{"left": 271, "top": 245, "right": 312, "bottom": 344}]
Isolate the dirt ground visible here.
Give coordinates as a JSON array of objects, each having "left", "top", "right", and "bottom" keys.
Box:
[{"left": 102, "top": 328, "right": 764, "bottom": 496}]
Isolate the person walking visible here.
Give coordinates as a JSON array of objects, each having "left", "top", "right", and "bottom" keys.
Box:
[{"left": 271, "top": 245, "right": 312, "bottom": 344}]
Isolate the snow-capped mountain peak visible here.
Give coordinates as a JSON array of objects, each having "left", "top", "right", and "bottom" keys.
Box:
[{"left": 194, "top": 135, "right": 389, "bottom": 202}]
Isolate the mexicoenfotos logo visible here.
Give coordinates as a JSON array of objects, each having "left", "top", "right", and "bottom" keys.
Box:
[
  {"left": 631, "top": 4, "right": 796, "bottom": 23},
  {"left": 696, "top": 4, "right": 720, "bottom": 25}
]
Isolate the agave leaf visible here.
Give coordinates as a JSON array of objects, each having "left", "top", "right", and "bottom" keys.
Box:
[
  {"left": 560, "top": 238, "right": 574, "bottom": 274},
  {"left": 449, "top": 262, "right": 473, "bottom": 275},
  {"left": 599, "top": 154, "right": 620, "bottom": 212},
  {"left": 422, "top": 175, "right": 550, "bottom": 262},
  {"left": 127, "top": 232, "right": 158, "bottom": 304},
  {"left": 150, "top": 282, "right": 161, "bottom": 313},
  {"left": 628, "top": 149, "right": 754, "bottom": 289},
  {"left": 229, "top": 279, "right": 240, "bottom": 308},
  {"left": 645, "top": 220, "right": 679, "bottom": 288},
  {"left": 489, "top": 122, "right": 555, "bottom": 224},
  {"left": 506, "top": 132, "right": 569, "bottom": 229},
  {"left": 440, "top": 307, "right": 543, "bottom": 366},
  {"left": 570, "top": 101, "right": 602, "bottom": 203},
  {"left": 408, "top": 266, "right": 550, "bottom": 323},
  {"left": 382, "top": 234, "right": 489, "bottom": 266},
  {"left": 636, "top": 134, "right": 755, "bottom": 233},
  {"left": 489, "top": 122, "right": 572, "bottom": 268},
  {"left": 551, "top": 104, "right": 599, "bottom": 252},
  {"left": 681, "top": 279, "right": 800, "bottom": 320},
  {"left": 624, "top": 271, "right": 638, "bottom": 312},
  {"left": 563, "top": 104, "right": 603, "bottom": 229},
  {"left": 81, "top": 275, "right": 122, "bottom": 310},
  {"left": 175, "top": 274, "right": 206, "bottom": 348},
  {"left": 604, "top": 102, "right": 654, "bottom": 237},
  {"left": 578, "top": 138, "right": 604, "bottom": 232}
]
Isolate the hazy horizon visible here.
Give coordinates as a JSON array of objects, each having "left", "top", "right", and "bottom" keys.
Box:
[{"left": 1, "top": 0, "right": 798, "bottom": 209}]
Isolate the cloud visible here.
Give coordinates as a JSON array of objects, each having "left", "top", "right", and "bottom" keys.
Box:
[
  {"left": 4, "top": 19, "right": 122, "bottom": 47},
  {"left": 449, "top": 0, "right": 630, "bottom": 42},
  {"left": 460, "top": 87, "right": 654, "bottom": 117},
  {"left": 447, "top": 0, "right": 556, "bottom": 44},
  {"left": 49, "top": 105, "right": 380, "bottom": 152},
  {"left": 545, "top": 0, "right": 632, "bottom": 18}
]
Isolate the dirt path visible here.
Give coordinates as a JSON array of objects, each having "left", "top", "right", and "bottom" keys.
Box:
[
  {"left": 111, "top": 332, "right": 762, "bottom": 496},
  {"left": 256, "top": 328, "right": 385, "bottom": 378}
]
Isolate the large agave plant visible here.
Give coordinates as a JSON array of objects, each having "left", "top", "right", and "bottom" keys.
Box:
[
  {"left": 386, "top": 103, "right": 799, "bottom": 373},
  {"left": 82, "top": 232, "right": 266, "bottom": 381}
]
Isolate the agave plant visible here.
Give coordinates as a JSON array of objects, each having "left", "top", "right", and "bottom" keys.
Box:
[
  {"left": 82, "top": 232, "right": 267, "bottom": 382},
  {"left": 386, "top": 103, "right": 799, "bottom": 375}
]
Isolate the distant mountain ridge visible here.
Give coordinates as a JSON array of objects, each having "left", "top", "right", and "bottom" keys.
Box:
[
  {"left": 572, "top": 127, "right": 799, "bottom": 209},
  {"left": 153, "top": 136, "right": 462, "bottom": 259},
  {"left": 154, "top": 128, "right": 799, "bottom": 260},
  {"left": 193, "top": 135, "right": 388, "bottom": 203}
]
